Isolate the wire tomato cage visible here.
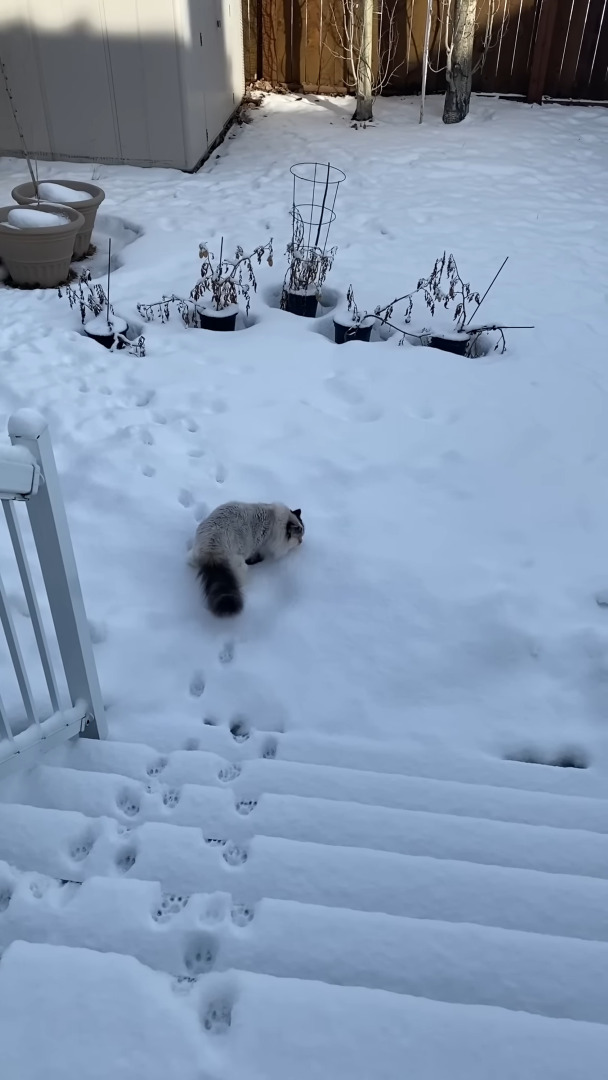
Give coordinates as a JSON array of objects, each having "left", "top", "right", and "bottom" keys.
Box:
[{"left": 289, "top": 161, "right": 345, "bottom": 257}]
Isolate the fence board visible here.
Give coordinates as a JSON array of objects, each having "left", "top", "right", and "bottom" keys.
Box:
[
  {"left": 477, "top": 0, "right": 538, "bottom": 95},
  {"left": 551, "top": 0, "right": 593, "bottom": 97},
  {"left": 243, "top": 0, "right": 261, "bottom": 80},
  {"left": 587, "top": 0, "right": 608, "bottom": 98},
  {"left": 315, "top": 1, "right": 346, "bottom": 92},
  {"left": 528, "top": 0, "right": 559, "bottom": 101},
  {"left": 244, "top": 0, "right": 608, "bottom": 101},
  {"left": 567, "top": 0, "right": 608, "bottom": 97},
  {"left": 305, "top": 0, "right": 326, "bottom": 89},
  {"left": 259, "top": 0, "right": 286, "bottom": 84}
]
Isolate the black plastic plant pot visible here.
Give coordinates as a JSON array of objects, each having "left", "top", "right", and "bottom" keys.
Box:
[
  {"left": 84, "top": 327, "right": 126, "bottom": 351},
  {"left": 334, "top": 320, "right": 373, "bottom": 345},
  {"left": 427, "top": 334, "right": 469, "bottom": 356},
  {"left": 199, "top": 310, "right": 237, "bottom": 332},
  {"left": 285, "top": 291, "right": 318, "bottom": 318}
]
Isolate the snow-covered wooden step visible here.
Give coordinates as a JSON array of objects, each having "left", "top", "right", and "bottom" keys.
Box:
[
  {"left": 5, "top": 762, "right": 608, "bottom": 879},
  {"left": 108, "top": 717, "right": 603, "bottom": 797},
  {"left": 2, "top": 802, "right": 608, "bottom": 940},
  {"left": 2, "top": 863, "right": 608, "bottom": 1023},
  {"left": 52, "top": 739, "right": 608, "bottom": 833},
  {"left": 2, "top": 941, "right": 608, "bottom": 1080}
]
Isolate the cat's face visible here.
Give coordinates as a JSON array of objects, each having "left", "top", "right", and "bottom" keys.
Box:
[{"left": 285, "top": 508, "right": 305, "bottom": 549}]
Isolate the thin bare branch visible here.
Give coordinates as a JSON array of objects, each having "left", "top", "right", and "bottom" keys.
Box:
[
  {"left": 426, "top": 0, "right": 507, "bottom": 79},
  {"left": 327, "top": 0, "right": 404, "bottom": 120}
]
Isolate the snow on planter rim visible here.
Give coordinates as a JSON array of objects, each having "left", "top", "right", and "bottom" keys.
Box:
[
  {"left": 334, "top": 308, "right": 375, "bottom": 328},
  {"left": 36, "top": 182, "right": 92, "bottom": 204},
  {"left": 195, "top": 303, "right": 240, "bottom": 319},
  {"left": 285, "top": 285, "right": 319, "bottom": 297},
  {"left": 5, "top": 207, "right": 71, "bottom": 229},
  {"left": 426, "top": 330, "right": 471, "bottom": 340},
  {"left": 84, "top": 312, "right": 128, "bottom": 335}
]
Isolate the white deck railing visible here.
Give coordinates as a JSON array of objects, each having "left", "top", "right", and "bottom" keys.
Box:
[{"left": 0, "top": 410, "right": 106, "bottom": 779}]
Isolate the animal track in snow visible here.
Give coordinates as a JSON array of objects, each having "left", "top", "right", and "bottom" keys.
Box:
[
  {"left": 202, "top": 998, "right": 233, "bottom": 1034},
  {"left": 58, "top": 879, "right": 81, "bottom": 899},
  {"left": 215, "top": 463, "right": 227, "bottom": 484},
  {"left": 188, "top": 447, "right": 205, "bottom": 459},
  {"left": 261, "top": 737, "right": 278, "bottom": 760},
  {"left": 323, "top": 376, "right": 383, "bottom": 423},
  {"left": 325, "top": 375, "right": 365, "bottom": 405},
  {"left": 218, "top": 763, "right": 241, "bottom": 783},
  {"left": 152, "top": 892, "right": 189, "bottom": 923},
  {"left": 184, "top": 932, "right": 217, "bottom": 975},
  {"left": 179, "top": 488, "right": 194, "bottom": 509},
  {"left": 203, "top": 716, "right": 219, "bottom": 726},
  {"left": 202, "top": 894, "right": 227, "bottom": 924},
  {"left": 194, "top": 501, "right": 209, "bottom": 522},
  {"left": 135, "top": 388, "right": 155, "bottom": 408},
  {"left": 352, "top": 402, "right": 383, "bottom": 423},
  {"left": 29, "top": 877, "right": 51, "bottom": 899},
  {"left": 235, "top": 799, "right": 257, "bottom": 816},
  {"left": 162, "top": 788, "right": 181, "bottom": 809},
  {"left": 117, "top": 789, "right": 140, "bottom": 818},
  {"left": 70, "top": 830, "right": 96, "bottom": 862},
  {"left": 410, "top": 403, "right": 435, "bottom": 421},
  {"left": 184, "top": 737, "right": 201, "bottom": 752},
  {"left": 205, "top": 837, "right": 227, "bottom": 848},
  {"left": 189, "top": 671, "right": 206, "bottom": 697},
  {"left": 0, "top": 886, "right": 13, "bottom": 913},
  {"left": 172, "top": 975, "right": 199, "bottom": 995},
  {"left": 222, "top": 842, "right": 248, "bottom": 867},
  {"left": 141, "top": 464, "right": 156, "bottom": 478},
  {"left": 152, "top": 411, "right": 167, "bottom": 425},
  {"left": 230, "top": 902, "right": 254, "bottom": 927},
  {"left": 218, "top": 640, "right": 234, "bottom": 665},
  {"left": 147, "top": 756, "right": 168, "bottom": 777},
  {"left": 229, "top": 716, "right": 250, "bottom": 743},
  {"left": 140, "top": 428, "right": 154, "bottom": 446},
  {"left": 115, "top": 845, "right": 137, "bottom": 873}
]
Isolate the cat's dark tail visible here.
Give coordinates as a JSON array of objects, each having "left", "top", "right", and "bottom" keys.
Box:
[{"left": 198, "top": 559, "right": 243, "bottom": 617}]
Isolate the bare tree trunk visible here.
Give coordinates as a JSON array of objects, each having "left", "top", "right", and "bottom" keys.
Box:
[
  {"left": 353, "top": 0, "right": 374, "bottom": 121},
  {"left": 443, "top": 0, "right": 477, "bottom": 125}
]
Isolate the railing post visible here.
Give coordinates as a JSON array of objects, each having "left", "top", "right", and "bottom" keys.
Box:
[{"left": 8, "top": 409, "right": 107, "bottom": 740}]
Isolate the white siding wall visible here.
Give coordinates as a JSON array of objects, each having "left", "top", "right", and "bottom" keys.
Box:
[{"left": 0, "top": 0, "right": 244, "bottom": 169}]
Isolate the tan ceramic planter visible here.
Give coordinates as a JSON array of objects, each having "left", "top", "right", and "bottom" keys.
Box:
[
  {"left": 0, "top": 203, "right": 84, "bottom": 288},
  {"left": 11, "top": 180, "right": 105, "bottom": 259}
]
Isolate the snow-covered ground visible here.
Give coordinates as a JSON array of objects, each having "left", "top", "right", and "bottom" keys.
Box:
[
  {"left": 2, "top": 94, "right": 608, "bottom": 758},
  {"left": 1, "top": 93, "right": 608, "bottom": 1077}
]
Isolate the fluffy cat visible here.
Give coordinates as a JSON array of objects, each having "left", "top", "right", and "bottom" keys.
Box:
[{"left": 190, "top": 501, "right": 304, "bottom": 616}]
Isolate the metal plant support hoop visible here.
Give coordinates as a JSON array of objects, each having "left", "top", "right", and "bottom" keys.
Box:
[
  {"left": 289, "top": 162, "right": 345, "bottom": 255},
  {"left": 283, "top": 162, "right": 346, "bottom": 317}
]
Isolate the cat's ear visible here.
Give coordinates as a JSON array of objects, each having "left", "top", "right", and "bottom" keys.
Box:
[{"left": 292, "top": 508, "right": 302, "bottom": 520}]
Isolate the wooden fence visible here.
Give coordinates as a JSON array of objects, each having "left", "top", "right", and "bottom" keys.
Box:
[{"left": 242, "top": 0, "right": 608, "bottom": 102}]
